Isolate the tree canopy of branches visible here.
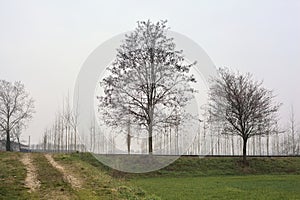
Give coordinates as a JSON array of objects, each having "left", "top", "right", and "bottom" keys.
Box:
[
  {"left": 0, "top": 80, "right": 35, "bottom": 151},
  {"left": 208, "top": 68, "right": 281, "bottom": 163},
  {"left": 98, "top": 20, "right": 196, "bottom": 154}
]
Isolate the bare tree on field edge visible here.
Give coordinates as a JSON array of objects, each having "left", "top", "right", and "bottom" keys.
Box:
[
  {"left": 98, "top": 20, "right": 197, "bottom": 154},
  {"left": 0, "top": 80, "right": 35, "bottom": 151},
  {"left": 208, "top": 68, "right": 281, "bottom": 164}
]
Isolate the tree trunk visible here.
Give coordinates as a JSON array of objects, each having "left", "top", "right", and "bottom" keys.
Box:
[
  {"left": 6, "top": 130, "right": 11, "bottom": 151},
  {"left": 127, "top": 125, "right": 131, "bottom": 154},
  {"left": 148, "top": 124, "right": 153, "bottom": 154},
  {"left": 231, "top": 135, "right": 234, "bottom": 156},
  {"left": 74, "top": 129, "right": 77, "bottom": 151},
  {"left": 259, "top": 135, "right": 262, "bottom": 155},
  {"left": 148, "top": 107, "right": 154, "bottom": 154},
  {"left": 243, "top": 138, "right": 248, "bottom": 164},
  {"left": 17, "top": 137, "right": 21, "bottom": 151},
  {"left": 266, "top": 134, "right": 270, "bottom": 156}
]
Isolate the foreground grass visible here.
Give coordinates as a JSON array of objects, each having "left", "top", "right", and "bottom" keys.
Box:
[
  {"left": 131, "top": 175, "right": 300, "bottom": 200},
  {"left": 0, "top": 152, "right": 33, "bottom": 200},
  {"left": 71, "top": 154, "right": 300, "bottom": 199},
  {"left": 1, "top": 152, "right": 300, "bottom": 200},
  {"left": 31, "top": 153, "right": 77, "bottom": 199},
  {"left": 0, "top": 152, "right": 158, "bottom": 200},
  {"left": 103, "top": 155, "right": 300, "bottom": 200},
  {"left": 53, "top": 153, "right": 160, "bottom": 199}
]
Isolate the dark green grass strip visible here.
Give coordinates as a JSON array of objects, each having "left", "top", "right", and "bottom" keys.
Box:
[{"left": 0, "top": 152, "right": 33, "bottom": 200}]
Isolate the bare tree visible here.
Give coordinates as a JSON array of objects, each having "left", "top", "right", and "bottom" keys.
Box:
[
  {"left": 98, "top": 20, "right": 196, "bottom": 154},
  {"left": 43, "top": 130, "right": 47, "bottom": 151},
  {"left": 288, "top": 105, "right": 298, "bottom": 155},
  {"left": 0, "top": 80, "right": 35, "bottom": 151},
  {"left": 208, "top": 68, "right": 281, "bottom": 163},
  {"left": 70, "top": 95, "right": 79, "bottom": 152},
  {"left": 36, "top": 92, "right": 82, "bottom": 153}
]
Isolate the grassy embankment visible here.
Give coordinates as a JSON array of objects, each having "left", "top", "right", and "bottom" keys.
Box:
[
  {"left": 129, "top": 156, "right": 300, "bottom": 200},
  {"left": 73, "top": 153, "right": 300, "bottom": 200},
  {"left": 0, "top": 152, "right": 159, "bottom": 200},
  {"left": 1, "top": 152, "right": 300, "bottom": 199}
]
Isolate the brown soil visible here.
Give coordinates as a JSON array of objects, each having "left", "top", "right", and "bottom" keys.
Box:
[{"left": 20, "top": 153, "right": 41, "bottom": 192}]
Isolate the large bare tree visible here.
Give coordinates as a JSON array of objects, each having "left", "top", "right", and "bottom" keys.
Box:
[
  {"left": 0, "top": 80, "right": 35, "bottom": 151},
  {"left": 208, "top": 68, "right": 280, "bottom": 163},
  {"left": 98, "top": 20, "right": 196, "bottom": 154}
]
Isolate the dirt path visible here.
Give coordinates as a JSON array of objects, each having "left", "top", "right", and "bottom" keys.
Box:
[
  {"left": 44, "top": 154, "right": 81, "bottom": 189},
  {"left": 20, "top": 153, "right": 40, "bottom": 192}
]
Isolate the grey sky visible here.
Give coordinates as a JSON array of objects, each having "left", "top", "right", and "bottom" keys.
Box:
[{"left": 0, "top": 0, "right": 299, "bottom": 144}]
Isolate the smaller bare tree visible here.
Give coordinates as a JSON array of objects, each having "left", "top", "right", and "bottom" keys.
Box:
[
  {"left": 208, "top": 68, "right": 281, "bottom": 163},
  {"left": 289, "top": 105, "right": 297, "bottom": 155},
  {"left": 0, "top": 80, "right": 35, "bottom": 151},
  {"left": 286, "top": 105, "right": 299, "bottom": 155}
]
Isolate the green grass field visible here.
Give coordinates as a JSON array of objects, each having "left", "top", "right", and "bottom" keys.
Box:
[
  {"left": 123, "top": 156, "right": 300, "bottom": 199},
  {"left": 131, "top": 175, "right": 300, "bottom": 200},
  {"left": 1, "top": 152, "right": 300, "bottom": 199},
  {"left": 74, "top": 153, "right": 300, "bottom": 199}
]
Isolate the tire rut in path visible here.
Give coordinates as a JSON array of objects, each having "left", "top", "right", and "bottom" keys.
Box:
[
  {"left": 44, "top": 154, "right": 82, "bottom": 189},
  {"left": 20, "top": 153, "right": 40, "bottom": 192}
]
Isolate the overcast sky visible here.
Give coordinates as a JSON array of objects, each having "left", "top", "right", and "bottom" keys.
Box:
[{"left": 1, "top": 0, "right": 299, "bottom": 144}]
